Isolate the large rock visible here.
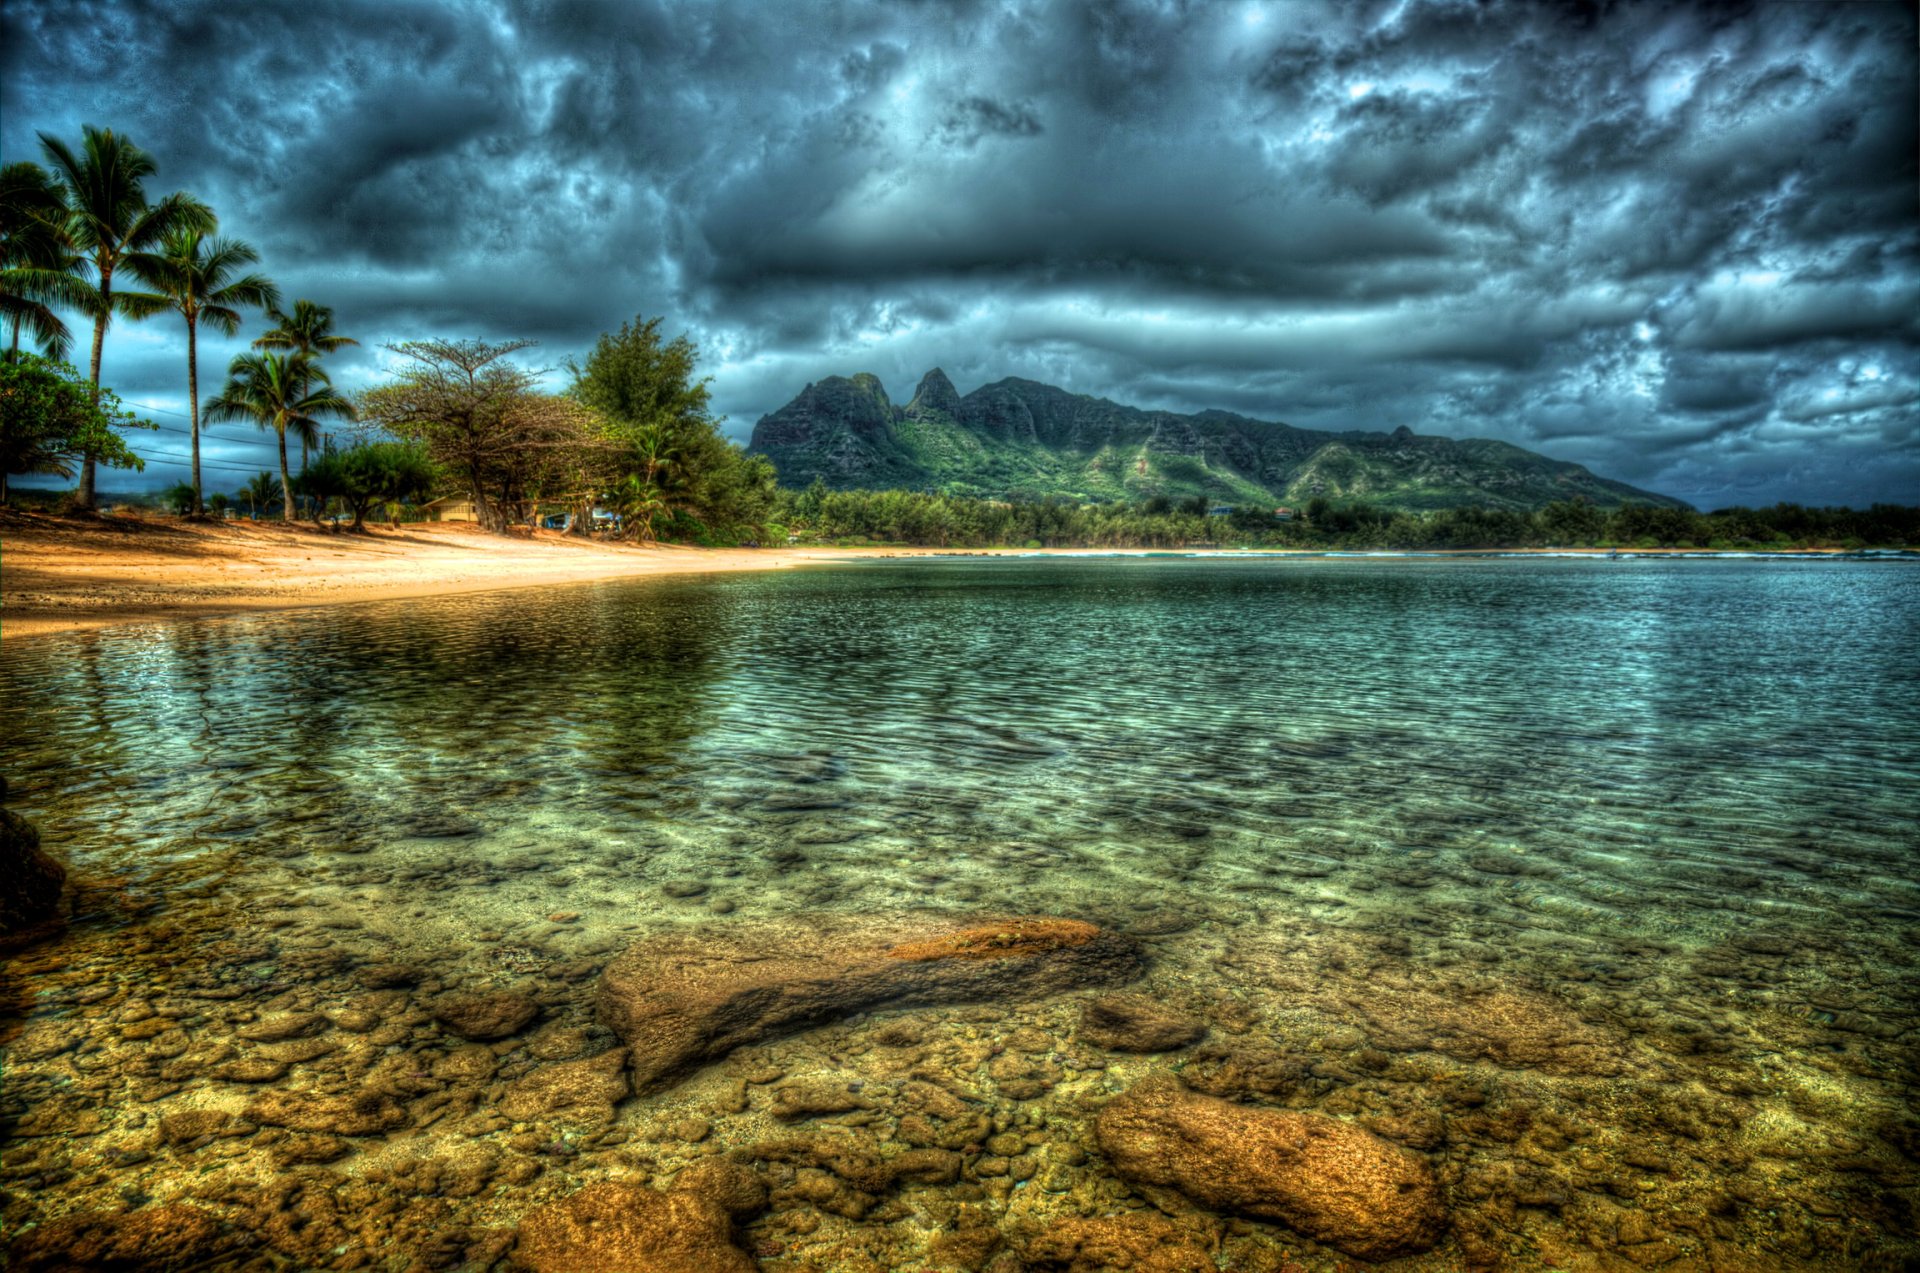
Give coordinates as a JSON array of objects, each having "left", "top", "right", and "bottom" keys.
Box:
[
  {"left": 598, "top": 915, "right": 1141, "bottom": 1090},
  {"left": 1, "top": 776, "right": 65, "bottom": 934},
  {"left": 1094, "top": 1075, "right": 1445, "bottom": 1262},
  {"left": 512, "top": 1180, "right": 757, "bottom": 1273}
]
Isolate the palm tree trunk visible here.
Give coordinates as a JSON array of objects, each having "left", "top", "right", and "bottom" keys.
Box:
[
  {"left": 186, "top": 318, "right": 201, "bottom": 515},
  {"left": 78, "top": 262, "right": 114, "bottom": 512},
  {"left": 278, "top": 428, "right": 295, "bottom": 522},
  {"left": 80, "top": 308, "right": 107, "bottom": 511}
]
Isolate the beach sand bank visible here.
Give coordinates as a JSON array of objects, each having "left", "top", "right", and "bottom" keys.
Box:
[{"left": 0, "top": 512, "right": 888, "bottom": 641}]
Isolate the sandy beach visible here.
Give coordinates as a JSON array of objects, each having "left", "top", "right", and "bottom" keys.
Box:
[{"left": 0, "top": 511, "right": 885, "bottom": 641}]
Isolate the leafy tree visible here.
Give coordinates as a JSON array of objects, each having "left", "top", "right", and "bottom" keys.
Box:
[
  {"left": 570, "top": 316, "right": 773, "bottom": 542},
  {"left": 360, "top": 339, "right": 598, "bottom": 534},
  {"left": 128, "top": 227, "right": 277, "bottom": 513},
  {"left": 295, "top": 440, "right": 437, "bottom": 530},
  {"left": 161, "top": 480, "right": 196, "bottom": 515},
  {"left": 0, "top": 353, "right": 149, "bottom": 503},
  {"left": 1, "top": 162, "right": 90, "bottom": 359},
  {"left": 204, "top": 351, "right": 355, "bottom": 521},
  {"left": 38, "top": 125, "right": 213, "bottom": 507},
  {"left": 1537, "top": 498, "right": 1606, "bottom": 546},
  {"left": 239, "top": 470, "right": 282, "bottom": 520},
  {"left": 206, "top": 491, "right": 230, "bottom": 518}
]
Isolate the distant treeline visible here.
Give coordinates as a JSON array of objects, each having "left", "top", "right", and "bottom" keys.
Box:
[{"left": 773, "top": 485, "right": 1920, "bottom": 550}]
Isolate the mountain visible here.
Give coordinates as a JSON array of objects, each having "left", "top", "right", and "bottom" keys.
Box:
[{"left": 746, "top": 369, "right": 1689, "bottom": 511}]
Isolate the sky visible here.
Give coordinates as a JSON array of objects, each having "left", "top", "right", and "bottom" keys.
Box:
[{"left": 4, "top": 0, "right": 1916, "bottom": 508}]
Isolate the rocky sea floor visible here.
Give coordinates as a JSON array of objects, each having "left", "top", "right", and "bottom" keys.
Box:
[
  {"left": 3, "top": 817, "right": 1916, "bottom": 1272},
  {"left": 3, "top": 559, "right": 1918, "bottom": 1269}
]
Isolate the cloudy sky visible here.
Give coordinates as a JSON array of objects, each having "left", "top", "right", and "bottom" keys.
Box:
[{"left": 5, "top": 0, "right": 1916, "bottom": 507}]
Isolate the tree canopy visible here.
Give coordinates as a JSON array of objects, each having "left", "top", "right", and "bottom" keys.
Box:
[
  {"left": 0, "top": 353, "right": 149, "bottom": 503},
  {"left": 358, "top": 339, "right": 600, "bottom": 534}
]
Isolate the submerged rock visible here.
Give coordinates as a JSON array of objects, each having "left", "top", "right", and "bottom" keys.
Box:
[
  {"left": 434, "top": 989, "right": 541, "bottom": 1041},
  {"left": 511, "top": 1179, "right": 758, "bottom": 1273},
  {"left": 598, "top": 914, "right": 1142, "bottom": 1090},
  {"left": 1094, "top": 1074, "right": 1446, "bottom": 1262},
  {"left": 1079, "top": 993, "right": 1207, "bottom": 1053},
  {"left": 0, "top": 777, "right": 65, "bottom": 934},
  {"left": 499, "top": 1048, "right": 629, "bottom": 1122},
  {"left": 1023, "top": 1213, "right": 1217, "bottom": 1273},
  {"left": 244, "top": 1089, "right": 411, "bottom": 1136},
  {"left": 6, "top": 1204, "right": 245, "bottom": 1272}
]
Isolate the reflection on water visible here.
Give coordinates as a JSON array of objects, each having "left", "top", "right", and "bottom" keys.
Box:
[{"left": 3, "top": 558, "right": 1917, "bottom": 1271}]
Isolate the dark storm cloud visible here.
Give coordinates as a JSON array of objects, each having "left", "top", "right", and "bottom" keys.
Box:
[{"left": 3, "top": 0, "right": 1915, "bottom": 505}]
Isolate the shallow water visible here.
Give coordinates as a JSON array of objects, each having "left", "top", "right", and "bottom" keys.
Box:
[{"left": 3, "top": 557, "right": 1917, "bottom": 1270}]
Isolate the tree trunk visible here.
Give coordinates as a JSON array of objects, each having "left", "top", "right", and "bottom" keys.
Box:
[
  {"left": 278, "top": 428, "right": 295, "bottom": 522},
  {"left": 186, "top": 318, "right": 201, "bottom": 515},
  {"left": 80, "top": 263, "right": 111, "bottom": 512},
  {"left": 569, "top": 496, "right": 593, "bottom": 537}
]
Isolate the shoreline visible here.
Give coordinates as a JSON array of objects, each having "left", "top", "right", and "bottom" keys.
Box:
[{"left": 0, "top": 510, "right": 1900, "bottom": 642}]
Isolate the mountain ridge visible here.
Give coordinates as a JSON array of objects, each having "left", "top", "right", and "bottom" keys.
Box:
[{"left": 746, "top": 369, "right": 1689, "bottom": 512}]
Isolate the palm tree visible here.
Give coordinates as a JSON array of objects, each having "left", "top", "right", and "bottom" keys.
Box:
[
  {"left": 254, "top": 300, "right": 357, "bottom": 490},
  {"left": 240, "top": 470, "right": 281, "bottom": 520},
  {"left": 38, "top": 125, "right": 213, "bottom": 508},
  {"left": 129, "top": 229, "right": 277, "bottom": 514},
  {"left": 204, "top": 352, "right": 355, "bottom": 521},
  {"left": 254, "top": 298, "right": 357, "bottom": 357},
  {"left": 1, "top": 162, "right": 90, "bottom": 360}
]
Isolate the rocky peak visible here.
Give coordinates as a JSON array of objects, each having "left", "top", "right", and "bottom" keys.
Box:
[
  {"left": 1391, "top": 425, "right": 1416, "bottom": 442},
  {"left": 906, "top": 368, "right": 961, "bottom": 418}
]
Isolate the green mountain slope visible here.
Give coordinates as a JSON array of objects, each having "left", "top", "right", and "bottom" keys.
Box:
[{"left": 747, "top": 369, "right": 1689, "bottom": 511}]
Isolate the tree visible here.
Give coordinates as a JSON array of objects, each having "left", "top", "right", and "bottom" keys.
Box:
[
  {"left": 239, "top": 470, "right": 281, "bottom": 520},
  {"left": 0, "top": 353, "right": 149, "bottom": 503},
  {"left": 206, "top": 491, "right": 230, "bottom": 518},
  {"left": 204, "top": 351, "right": 355, "bottom": 521},
  {"left": 254, "top": 299, "right": 358, "bottom": 482},
  {"left": 570, "top": 316, "right": 772, "bottom": 543},
  {"left": 128, "top": 228, "right": 277, "bottom": 514},
  {"left": 360, "top": 339, "right": 599, "bottom": 534},
  {"left": 161, "top": 480, "right": 196, "bottom": 515},
  {"left": 1, "top": 162, "right": 90, "bottom": 360},
  {"left": 295, "top": 440, "right": 437, "bottom": 530},
  {"left": 38, "top": 125, "right": 214, "bottom": 508}
]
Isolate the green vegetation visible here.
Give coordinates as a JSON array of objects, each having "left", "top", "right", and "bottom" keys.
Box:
[
  {"left": 35, "top": 126, "right": 214, "bottom": 509},
  {"left": 293, "top": 440, "right": 436, "bottom": 530},
  {"left": 2, "top": 162, "right": 91, "bottom": 359},
  {"left": 0, "top": 354, "right": 149, "bottom": 504},
  {"left": 204, "top": 351, "right": 357, "bottom": 521},
  {"left": 130, "top": 227, "right": 277, "bottom": 513},
  {"left": 569, "top": 317, "right": 778, "bottom": 545},
  {"left": 749, "top": 371, "right": 1693, "bottom": 513},
  {"left": 775, "top": 486, "right": 1920, "bottom": 551}
]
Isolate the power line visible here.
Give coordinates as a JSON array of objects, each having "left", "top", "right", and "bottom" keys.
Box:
[
  {"left": 133, "top": 449, "right": 288, "bottom": 474},
  {"left": 144, "top": 420, "right": 285, "bottom": 448}
]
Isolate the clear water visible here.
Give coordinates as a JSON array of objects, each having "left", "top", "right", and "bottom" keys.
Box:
[{"left": 4, "top": 558, "right": 1917, "bottom": 1270}]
